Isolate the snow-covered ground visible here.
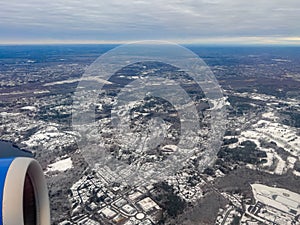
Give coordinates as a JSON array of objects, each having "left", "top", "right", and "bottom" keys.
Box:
[
  {"left": 254, "top": 120, "right": 299, "bottom": 156},
  {"left": 22, "top": 124, "right": 78, "bottom": 151},
  {"left": 232, "top": 111, "right": 300, "bottom": 176},
  {"left": 46, "top": 157, "right": 73, "bottom": 173},
  {"left": 21, "top": 106, "right": 37, "bottom": 111},
  {"left": 43, "top": 76, "right": 112, "bottom": 86}
]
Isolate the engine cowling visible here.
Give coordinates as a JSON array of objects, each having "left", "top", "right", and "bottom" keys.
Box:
[{"left": 0, "top": 157, "right": 50, "bottom": 225}]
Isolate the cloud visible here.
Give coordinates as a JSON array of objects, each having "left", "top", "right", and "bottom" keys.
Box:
[{"left": 0, "top": 0, "right": 299, "bottom": 43}]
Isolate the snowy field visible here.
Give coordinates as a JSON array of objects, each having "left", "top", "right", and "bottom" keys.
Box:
[{"left": 46, "top": 156, "right": 73, "bottom": 173}]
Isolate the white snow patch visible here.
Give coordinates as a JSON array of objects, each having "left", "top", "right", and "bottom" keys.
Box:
[
  {"left": 21, "top": 106, "right": 37, "bottom": 111},
  {"left": 46, "top": 157, "right": 73, "bottom": 172},
  {"left": 293, "top": 171, "right": 300, "bottom": 177},
  {"left": 275, "top": 156, "right": 286, "bottom": 174},
  {"left": 0, "top": 112, "right": 21, "bottom": 117},
  {"left": 262, "top": 111, "right": 275, "bottom": 120},
  {"left": 33, "top": 90, "right": 50, "bottom": 94},
  {"left": 43, "top": 77, "right": 112, "bottom": 86},
  {"left": 287, "top": 157, "right": 297, "bottom": 170}
]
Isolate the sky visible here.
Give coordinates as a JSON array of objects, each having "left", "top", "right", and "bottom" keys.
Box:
[{"left": 0, "top": 0, "right": 300, "bottom": 45}]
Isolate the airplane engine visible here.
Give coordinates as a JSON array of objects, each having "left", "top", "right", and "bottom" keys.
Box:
[{"left": 0, "top": 157, "right": 50, "bottom": 225}]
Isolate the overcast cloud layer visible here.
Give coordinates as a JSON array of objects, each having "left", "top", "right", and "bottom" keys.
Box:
[{"left": 0, "top": 0, "right": 299, "bottom": 44}]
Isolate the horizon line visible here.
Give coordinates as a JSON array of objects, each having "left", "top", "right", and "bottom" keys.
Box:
[{"left": 1, "top": 36, "right": 300, "bottom": 46}]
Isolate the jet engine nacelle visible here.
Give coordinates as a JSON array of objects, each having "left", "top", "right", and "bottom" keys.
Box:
[{"left": 0, "top": 157, "right": 50, "bottom": 225}]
